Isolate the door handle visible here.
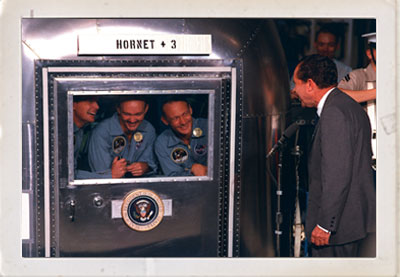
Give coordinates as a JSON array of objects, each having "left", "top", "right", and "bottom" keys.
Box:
[{"left": 68, "top": 199, "right": 76, "bottom": 222}]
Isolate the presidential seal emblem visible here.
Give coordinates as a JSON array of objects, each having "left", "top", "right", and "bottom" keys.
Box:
[
  {"left": 112, "top": 136, "right": 126, "bottom": 154},
  {"left": 171, "top": 147, "right": 188, "bottom": 163},
  {"left": 134, "top": 132, "right": 143, "bottom": 142},
  {"left": 193, "top": 127, "right": 203, "bottom": 137},
  {"left": 121, "top": 189, "right": 164, "bottom": 232}
]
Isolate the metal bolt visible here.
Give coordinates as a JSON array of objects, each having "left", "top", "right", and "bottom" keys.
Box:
[{"left": 93, "top": 195, "right": 104, "bottom": 207}]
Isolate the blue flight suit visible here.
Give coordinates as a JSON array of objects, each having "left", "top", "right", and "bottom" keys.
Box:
[
  {"left": 155, "top": 118, "right": 208, "bottom": 176},
  {"left": 88, "top": 113, "right": 157, "bottom": 178},
  {"left": 74, "top": 123, "right": 102, "bottom": 179}
]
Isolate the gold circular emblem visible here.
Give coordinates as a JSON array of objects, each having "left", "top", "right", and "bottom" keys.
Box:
[
  {"left": 134, "top": 132, "right": 143, "bottom": 142},
  {"left": 193, "top": 127, "right": 203, "bottom": 137},
  {"left": 121, "top": 189, "right": 164, "bottom": 232}
]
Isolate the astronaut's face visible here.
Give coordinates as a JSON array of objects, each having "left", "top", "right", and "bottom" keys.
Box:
[
  {"left": 117, "top": 100, "right": 148, "bottom": 133},
  {"left": 73, "top": 99, "right": 99, "bottom": 128},
  {"left": 162, "top": 101, "right": 193, "bottom": 139}
]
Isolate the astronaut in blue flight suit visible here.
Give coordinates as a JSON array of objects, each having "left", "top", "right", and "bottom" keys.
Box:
[
  {"left": 88, "top": 96, "right": 157, "bottom": 178},
  {"left": 73, "top": 96, "right": 103, "bottom": 179},
  {"left": 155, "top": 98, "right": 208, "bottom": 176}
]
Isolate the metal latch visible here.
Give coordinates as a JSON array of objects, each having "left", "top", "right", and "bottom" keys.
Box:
[{"left": 68, "top": 199, "right": 76, "bottom": 222}]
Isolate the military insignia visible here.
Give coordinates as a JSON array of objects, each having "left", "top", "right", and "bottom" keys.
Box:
[
  {"left": 344, "top": 74, "right": 351, "bottom": 82},
  {"left": 194, "top": 144, "right": 207, "bottom": 156},
  {"left": 112, "top": 136, "right": 126, "bottom": 154},
  {"left": 193, "top": 127, "right": 203, "bottom": 137},
  {"left": 171, "top": 147, "right": 188, "bottom": 163},
  {"left": 134, "top": 132, "right": 143, "bottom": 142},
  {"left": 121, "top": 189, "right": 164, "bottom": 232}
]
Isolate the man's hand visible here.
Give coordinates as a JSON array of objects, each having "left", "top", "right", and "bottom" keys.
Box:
[
  {"left": 190, "top": 163, "right": 207, "bottom": 176},
  {"left": 111, "top": 157, "right": 127, "bottom": 178},
  {"left": 311, "top": 225, "right": 331, "bottom": 246},
  {"left": 126, "top": 162, "right": 149, "bottom": 177}
]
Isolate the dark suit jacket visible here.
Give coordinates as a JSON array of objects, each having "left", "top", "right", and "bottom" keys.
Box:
[{"left": 305, "top": 88, "right": 376, "bottom": 245}]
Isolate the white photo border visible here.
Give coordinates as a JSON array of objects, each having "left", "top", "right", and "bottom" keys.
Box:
[{"left": 0, "top": 0, "right": 398, "bottom": 276}]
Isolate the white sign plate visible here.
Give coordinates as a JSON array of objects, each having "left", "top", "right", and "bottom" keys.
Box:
[
  {"left": 21, "top": 193, "right": 30, "bottom": 240},
  {"left": 78, "top": 34, "right": 212, "bottom": 55}
]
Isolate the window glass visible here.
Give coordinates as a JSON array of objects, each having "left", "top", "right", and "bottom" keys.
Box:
[{"left": 71, "top": 92, "right": 212, "bottom": 184}]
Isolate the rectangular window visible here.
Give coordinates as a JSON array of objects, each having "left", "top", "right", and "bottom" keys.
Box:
[{"left": 70, "top": 90, "right": 215, "bottom": 185}]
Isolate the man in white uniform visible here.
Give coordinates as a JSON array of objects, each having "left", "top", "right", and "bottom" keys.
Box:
[{"left": 338, "top": 32, "right": 376, "bottom": 167}]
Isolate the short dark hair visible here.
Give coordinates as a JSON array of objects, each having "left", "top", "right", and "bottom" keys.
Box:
[
  {"left": 315, "top": 24, "right": 339, "bottom": 44},
  {"left": 367, "top": 41, "right": 376, "bottom": 49},
  {"left": 118, "top": 95, "right": 147, "bottom": 107},
  {"left": 161, "top": 96, "right": 190, "bottom": 117},
  {"left": 73, "top": 95, "right": 98, "bottom": 103},
  {"left": 296, "top": 54, "right": 338, "bottom": 89}
]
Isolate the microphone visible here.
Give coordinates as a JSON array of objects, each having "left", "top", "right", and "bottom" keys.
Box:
[{"left": 266, "top": 122, "right": 300, "bottom": 158}]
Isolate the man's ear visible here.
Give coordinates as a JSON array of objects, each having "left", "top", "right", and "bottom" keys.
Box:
[
  {"left": 366, "top": 49, "right": 372, "bottom": 60},
  {"left": 161, "top": 115, "right": 169, "bottom": 126},
  {"left": 188, "top": 104, "right": 193, "bottom": 115},
  {"left": 306, "top": 78, "right": 316, "bottom": 90},
  {"left": 144, "top": 103, "right": 149, "bottom": 114}
]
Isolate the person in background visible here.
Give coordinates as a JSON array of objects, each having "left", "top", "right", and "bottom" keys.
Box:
[
  {"left": 338, "top": 32, "right": 376, "bottom": 103},
  {"left": 338, "top": 33, "right": 376, "bottom": 170},
  {"left": 338, "top": 32, "right": 376, "bottom": 127},
  {"left": 292, "top": 54, "right": 376, "bottom": 257},
  {"left": 155, "top": 97, "right": 208, "bottom": 177},
  {"left": 290, "top": 23, "right": 352, "bottom": 93},
  {"left": 313, "top": 24, "right": 352, "bottom": 82},
  {"left": 88, "top": 96, "right": 157, "bottom": 178}
]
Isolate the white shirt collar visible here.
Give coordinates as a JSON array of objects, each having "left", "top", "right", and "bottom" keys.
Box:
[{"left": 317, "top": 87, "right": 336, "bottom": 117}]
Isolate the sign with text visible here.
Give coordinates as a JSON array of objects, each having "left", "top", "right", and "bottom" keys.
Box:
[{"left": 78, "top": 34, "right": 212, "bottom": 55}]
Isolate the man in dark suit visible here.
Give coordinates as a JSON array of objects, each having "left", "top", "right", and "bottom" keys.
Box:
[{"left": 292, "top": 54, "right": 376, "bottom": 257}]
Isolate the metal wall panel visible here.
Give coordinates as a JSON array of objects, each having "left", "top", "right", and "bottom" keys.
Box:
[{"left": 22, "top": 18, "right": 290, "bottom": 257}]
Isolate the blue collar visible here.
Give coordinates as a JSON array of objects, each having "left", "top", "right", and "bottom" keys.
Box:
[{"left": 74, "top": 123, "right": 79, "bottom": 133}]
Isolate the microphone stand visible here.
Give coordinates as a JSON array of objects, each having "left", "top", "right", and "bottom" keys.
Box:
[
  {"left": 266, "top": 120, "right": 302, "bottom": 257},
  {"left": 291, "top": 130, "right": 303, "bottom": 257},
  {"left": 275, "top": 149, "right": 283, "bottom": 257}
]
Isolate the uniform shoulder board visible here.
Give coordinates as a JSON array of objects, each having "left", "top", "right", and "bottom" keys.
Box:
[{"left": 344, "top": 74, "right": 351, "bottom": 82}]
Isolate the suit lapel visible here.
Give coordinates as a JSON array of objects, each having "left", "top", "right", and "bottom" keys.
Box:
[{"left": 309, "top": 88, "right": 339, "bottom": 152}]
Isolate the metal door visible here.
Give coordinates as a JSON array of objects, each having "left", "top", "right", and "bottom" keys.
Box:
[{"left": 34, "top": 59, "right": 242, "bottom": 257}]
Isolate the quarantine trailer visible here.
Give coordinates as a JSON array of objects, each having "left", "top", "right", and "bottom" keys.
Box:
[{"left": 21, "top": 18, "right": 291, "bottom": 257}]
